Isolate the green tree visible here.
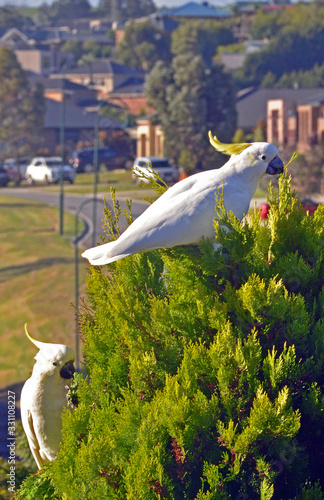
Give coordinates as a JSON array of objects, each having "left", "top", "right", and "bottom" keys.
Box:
[
  {"left": 171, "top": 20, "right": 234, "bottom": 65},
  {"left": 145, "top": 54, "right": 237, "bottom": 170},
  {"left": 0, "top": 6, "right": 31, "bottom": 29},
  {"left": 238, "top": 2, "right": 324, "bottom": 88},
  {"left": 60, "top": 40, "right": 83, "bottom": 62},
  {"left": 116, "top": 21, "right": 171, "bottom": 71},
  {"left": 15, "top": 168, "right": 324, "bottom": 499},
  {"left": 41, "top": 0, "right": 91, "bottom": 21},
  {"left": 0, "top": 48, "right": 45, "bottom": 159}
]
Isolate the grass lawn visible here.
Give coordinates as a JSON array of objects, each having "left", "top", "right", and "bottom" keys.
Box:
[{"left": 0, "top": 195, "right": 88, "bottom": 388}]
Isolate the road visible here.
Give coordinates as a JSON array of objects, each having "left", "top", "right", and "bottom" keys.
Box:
[{"left": 3, "top": 187, "right": 150, "bottom": 249}]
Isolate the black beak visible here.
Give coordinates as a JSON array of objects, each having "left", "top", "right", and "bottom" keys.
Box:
[
  {"left": 266, "top": 156, "right": 284, "bottom": 175},
  {"left": 60, "top": 361, "right": 75, "bottom": 379}
]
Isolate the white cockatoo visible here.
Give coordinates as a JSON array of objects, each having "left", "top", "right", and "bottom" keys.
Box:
[
  {"left": 82, "top": 132, "right": 283, "bottom": 266},
  {"left": 20, "top": 324, "right": 75, "bottom": 469}
]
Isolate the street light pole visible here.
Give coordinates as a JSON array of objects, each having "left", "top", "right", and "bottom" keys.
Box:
[
  {"left": 59, "top": 71, "right": 65, "bottom": 236},
  {"left": 92, "top": 107, "right": 100, "bottom": 247}
]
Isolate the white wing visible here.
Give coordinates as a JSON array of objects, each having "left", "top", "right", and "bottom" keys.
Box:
[{"left": 82, "top": 169, "right": 228, "bottom": 265}]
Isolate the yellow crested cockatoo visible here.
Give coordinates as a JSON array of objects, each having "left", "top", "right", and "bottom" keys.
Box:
[
  {"left": 82, "top": 132, "right": 283, "bottom": 266},
  {"left": 20, "top": 324, "right": 75, "bottom": 469}
]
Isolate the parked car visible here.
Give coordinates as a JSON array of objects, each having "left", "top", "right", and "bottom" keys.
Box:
[
  {"left": 26, "top": 157, "right": 76, "bottom": 185},
  {"left": 132, "top": 157, "right": 179, "bottom": 185},
  {"left": 3, "top": 157, "right": 30, "bottom": 185},
  {"left": 70, "top": 147, "right": 133, "bottom": 173},
  {"left": 0, "top": 164, "right": 9, "bottom": 187}
]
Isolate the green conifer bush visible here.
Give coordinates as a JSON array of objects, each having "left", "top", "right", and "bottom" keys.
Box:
[{"left": 15, "top": 167, "right": 324, "bottom": 499}]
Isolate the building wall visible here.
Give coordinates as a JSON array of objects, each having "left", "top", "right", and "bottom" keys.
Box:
[
  {"left": 16, "top": 50, "right": 44, "bottom": 75},
  {"left": 136, "top": 120, "right": 164, "bottom": 157}
]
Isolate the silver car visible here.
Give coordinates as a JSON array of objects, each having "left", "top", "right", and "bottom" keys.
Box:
[
  {"left": 132, "top": 156, "right": 179, "bottom": 185},
  {"left": 26, "top": 157, "right": 76, "bottom": 184}
]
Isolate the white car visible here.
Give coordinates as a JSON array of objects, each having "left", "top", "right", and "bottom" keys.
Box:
[
  {"left": 132, "top": 156, "right": 179, "bottom": 185},
  {"left": 26, "top": 157, "right": 76, "bottom": 184}
]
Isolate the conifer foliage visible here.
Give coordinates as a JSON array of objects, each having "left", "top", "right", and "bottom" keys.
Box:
[{"left": 16, "top": 168, "right": 324, "bottom": 499}]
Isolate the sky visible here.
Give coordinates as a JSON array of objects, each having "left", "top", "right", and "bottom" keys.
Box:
[
  {"left": 0, "top": 0, "right": 238, "bottom": 7},
  {"left": 0, "top": 0, "right": 309, "bottom": 7}
]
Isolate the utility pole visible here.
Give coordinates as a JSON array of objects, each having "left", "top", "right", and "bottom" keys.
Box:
[{"left": 59, "top": 72, "right": 65, "bottom": 235}]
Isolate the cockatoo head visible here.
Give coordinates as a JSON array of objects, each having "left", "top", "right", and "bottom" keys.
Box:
[
  {"left": 25, "top": 324, "right": 75, "bottom": 381},
  {"left": 208, "top": 131, "right": 284, "bottom": 178}
]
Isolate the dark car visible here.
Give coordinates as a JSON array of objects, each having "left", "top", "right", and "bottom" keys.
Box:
[
  {"left": 0, "top": 164, "right": 9, "bottom": 187},
  {"left": 3, "top": 157, "right": 30, "bottom": 185},
  {"left": 70, "top": 147, "right": 133, "bottom": 173}
]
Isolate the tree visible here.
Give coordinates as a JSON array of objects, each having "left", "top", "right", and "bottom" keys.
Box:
[
  {"left": 237, "top": 2, "right": 324, "bottom": 88},
  {"left": 15, "top": 168, "right": 324, "bottom": 499},
  {"left": 0, "top": 48, "right": 45, "bottom": 160},
  {"left": 145, "top": 54, "right": 237, "bottom": 170},
  {"left": 171, "top": 20, "right": 234, "bottom": 65},
  {"left": 116, "top": 21, "right": 171, "bottom": 72},
  {"left": 39, "top": 0, "right": 91, "bottom": 22},
  {"left": 0, "top": 6, "right": 31, "bottom": 29}
]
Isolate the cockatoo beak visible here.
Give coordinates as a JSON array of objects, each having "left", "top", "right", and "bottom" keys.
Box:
[
  {"left": 266, "top": 156, "right": 284, "bottom": 175},
  {"left": 60, "top": 361, "right": 75, "bottom": 379}
]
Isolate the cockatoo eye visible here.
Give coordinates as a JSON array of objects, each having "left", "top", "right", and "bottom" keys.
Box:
[
  {"left": 53, "top": 362, "right": 58, "bottom": 366},
  {"left": 261, "top": 155, "right": 266, "bottom": 160}
]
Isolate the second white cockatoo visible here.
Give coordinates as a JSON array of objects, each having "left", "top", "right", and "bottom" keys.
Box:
[
  {"left": 20, "top": 324, "right": 75, "bottom": 469},
  {"left": 82, "top": 132, "right": 283, "bottom": 266}
]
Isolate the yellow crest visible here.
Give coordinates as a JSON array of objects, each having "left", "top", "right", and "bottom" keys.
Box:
[{"left": 208, "top": 131, "right": 251, "bottom": 156}]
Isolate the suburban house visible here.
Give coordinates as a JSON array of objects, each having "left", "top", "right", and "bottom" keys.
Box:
[
  {"left": 108, "top": 76, "right": 149, "bottom": 115},
  {"left": 29, "top": 76, "right": 98, "bottom": 107},
  {"left": 58, "top": 59, "right": 144, "bottom": 95},
  {"left": 237, "top": 87, "right": 324, "bottom": 152},
  {"left": 160, "top": 2, "right": 229, "bottom": 21},
  {"left": 40, "top": 97, "right": 124, "bottom": 156},
  {"left": 136, "top": 117, "right": 164, "bottom": 158}
]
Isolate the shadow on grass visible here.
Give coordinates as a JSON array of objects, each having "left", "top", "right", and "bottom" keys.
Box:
[{"left": 0, "top": 257, "right": 75, "bottom": 282}]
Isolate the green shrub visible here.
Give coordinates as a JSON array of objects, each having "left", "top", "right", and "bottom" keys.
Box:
[{"left": 16, "top": 168, "right": 324, "bottom": 499}]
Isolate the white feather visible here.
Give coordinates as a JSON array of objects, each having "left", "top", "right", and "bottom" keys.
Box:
[
  {"left": 82, "top": 142, "right": 282, "bottom": 266},
  {"left": 20, "top": 328, "right": 75, "bottom": 469}
]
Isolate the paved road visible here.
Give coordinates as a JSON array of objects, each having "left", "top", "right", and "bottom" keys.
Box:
[{"left": 2, "top": 187, "right": 150, "bottom": 249}]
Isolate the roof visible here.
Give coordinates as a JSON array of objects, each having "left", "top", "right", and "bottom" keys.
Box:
[
  {"left": 44, "top": 98, "right": 123, "bottom": 130},
  {"left": 109, "top": 77, "right": 145, "bottom": 96},
  {"left": 161, "top": 2, "right": 228, "bottom": 19},
  {"left": 64, "top": 59, "right": 144, "bottom": 77},
  {"left": 237, "top": 87, "right": 324, "bottom": 131},
  {"left": 29, "top": 76, "right": 94, "bottom": 92}
]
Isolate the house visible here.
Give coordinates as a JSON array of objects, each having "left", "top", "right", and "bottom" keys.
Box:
[
  {"left": 219, "top": 40, "right": 268, "bottom": 72},
  {"left": 108, "top": 77, "right": 150, "bottom": 115},
  {"left": 29, "top": 75, "right": 98, "bottom": 107},
  {"left": 161, "top": 2, "right": 229, "bottom": 21},
  {"left": 237, "top": 87, "right": 324, "bottom": 151},
  {"left": 40, "top": 98, "right": 123, "bottom": 155},
  {"left": 0, "top": 28, "right": 74, "bottom": 75},
  {"left": 59, "top": 59, "right": 144, "bottom": 94},
  {"left": 135, "top": 117, "right": 164, "bottom": 158},
  {"left": 267, "top": 93, "right": 324, "bottom": 152}
]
